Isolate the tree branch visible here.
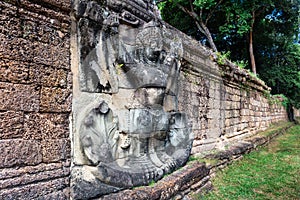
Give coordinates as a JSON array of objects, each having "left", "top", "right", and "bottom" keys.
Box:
[
  {"left": 206, "top": 0, "right": 223, "bottom": 24},
  {"left": 174, "top": 1, "right": 218, "bottom": 51},
  {"left": 177, "top": 4, "right": 206, "bottom": 34}
]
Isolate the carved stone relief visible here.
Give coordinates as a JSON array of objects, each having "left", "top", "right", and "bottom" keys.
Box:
[{"left": 72, "top": 0, "right": 193, "bottom": 198}]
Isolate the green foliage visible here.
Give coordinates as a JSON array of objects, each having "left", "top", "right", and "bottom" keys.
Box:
[
  {"left": 273, "top": 94, "right": 289, "bottom": 109},
  {"left": 157, "top": 0, "right": 166, "bottom": 11},
  {"left": 159, "top": 0, "right": 300, "bottom": 109},
  {"left": 234, "top": 60, "right": 248, "bottom": 69},
  {"left": 246, "top": 69, "right": 259, "bottom": 79},
  {"left": 216, "top": 51, "right": 230, "bottom": 65},
  {"left": 158, "top": 0, "right": 199, "bottom": 36},
  {"left": 188, "top": 155, "right": 198, "bottom": 162},
  {"left": 193, "top": 0, "right": 216, "bottom": 9},
  {"left": 200, "top": 125, "right": 300, "bottom": 200},
  {"left": 259, "top": 43, "right": 300, "bottom": 109},
  {"left": 263, "top": 92, "right": 289, "bottom": 108},
  {"left": 148, "top": 180, "right": 156, "bottom": 187},
  {"left": 219, "top": 2, "right": 252, "bottom": 36}
]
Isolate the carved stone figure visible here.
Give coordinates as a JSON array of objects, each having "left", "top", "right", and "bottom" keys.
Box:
[{"left": 72, "top": 0, "right": 193, "bottom": 198}]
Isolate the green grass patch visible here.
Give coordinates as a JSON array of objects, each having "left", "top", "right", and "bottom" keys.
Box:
[{"left": 193, "top": 125, "right": 300, "bottom": 200}]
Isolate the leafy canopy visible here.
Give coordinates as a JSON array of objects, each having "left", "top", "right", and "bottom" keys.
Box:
[{"left": 158, "top": 0, "right": 300, "bottom": 109}]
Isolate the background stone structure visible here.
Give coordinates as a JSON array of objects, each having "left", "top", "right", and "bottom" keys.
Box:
[
  {"left": 0, "top": 0, "right": 298, "bottom": 199},
  {"left": 0, "top": 0, "right": 71, "bottom": 199},
  {"left": 178, "top": 56, "right": 289, "bottom": 156}
]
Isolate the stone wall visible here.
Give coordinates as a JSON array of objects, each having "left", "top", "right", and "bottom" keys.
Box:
[
  {"left": 178, "top": 59, "right": 288, "bottom": 156},
  {"left": 0, "top": 0, "right": 291, "bottom": 199},
  {"left": 0, "top": 0, "right": 72, "bottom": 199}
]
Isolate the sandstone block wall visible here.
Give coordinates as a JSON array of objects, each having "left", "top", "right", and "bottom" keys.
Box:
[
  {"left": 0, "top": 0, "right": 292, "bottom": 199},
  {"left": 178, "top": 59, "right": 288, "bottom": 156},
  {"left": 0, "top": 0, "right": 71, "bottom": 199}
]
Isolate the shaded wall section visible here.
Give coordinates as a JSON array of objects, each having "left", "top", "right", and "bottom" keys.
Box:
[{"left": 0, "top": 0, "right": 72, "bottom": 199}]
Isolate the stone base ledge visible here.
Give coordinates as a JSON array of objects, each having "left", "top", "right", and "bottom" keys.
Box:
[
  {"left": 186, "top": 121, "right": 294, "bottom": 198},
  {"left": 97, "top": 162, "right": 210, "bottom": 200},
  {"left": 95, "top": 121, "right": 294, "bottom": 200},
  {"left": 205, "top": 121, "right": 294, "bottom": 162}
]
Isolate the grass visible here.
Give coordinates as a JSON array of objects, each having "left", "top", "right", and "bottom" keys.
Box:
[{"left": 193, "top": 124, "right": 300, "bottom": 200}]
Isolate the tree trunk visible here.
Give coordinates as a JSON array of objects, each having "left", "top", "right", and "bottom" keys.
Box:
[
  {"left": 195, "top": 21, "right": 217, "bottom": 52},
  {"left": 201, "top": 22, "right": 218, "bottom": 52},
  {"left": 249, "top": 12, "right": 256, "bottom": 74},
  {"left": 176, "top": 3, "right": 218, "bottom": 52}
]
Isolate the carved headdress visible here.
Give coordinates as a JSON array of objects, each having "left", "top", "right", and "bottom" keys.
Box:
[{"left": 136, "top": 21, "right": 163, "bottom": 51}]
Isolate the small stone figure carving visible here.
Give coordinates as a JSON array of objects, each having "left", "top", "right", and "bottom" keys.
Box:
[
  {"left": 80, "top": 101, "right": 118, "bottom": 165},
  {"left": 72, "top": 0, "right": 193, "bottom": 198}
]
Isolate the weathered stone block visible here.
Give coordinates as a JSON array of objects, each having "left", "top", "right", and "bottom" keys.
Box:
[
  {"left": 213, "top": 91, "right": 221, "bottom": 103},
  {"left": 39, "top": 188, "right": 70, "bottom": 200},
  {"left": 232, "top": 101, "right": 240, "bottom": 110},
  {"left": 0, "top": 3, "right": 20, "bottom": 29},
  {"left": 208, "top": 87, "right": 215, "bottom": 98},
  {"left": 191, "top": 143, "right": 217, "bottom": 155},
  {"left": 0, "top": 165, "right": 69, "bottom": 190},
  {"left": 0, "top": 59, "right": 30, "bottom": 83},
  {"left": 30, "top": 66, "right": 68, "bottom": 87},
  {"left": 0, "top": 0, "right": 70, "bottom": 35},
  {"left": 0, "top": 59, "right": 68, "bottom": 87},
  {"left": 232, "top": 94, "right": 241, "bottom": 102},
  {"left": 0, "top": 162, "right": 69, "bottom": 180},
  {"left": 190, "top": 92, "right": 200, "bottom": 106},
  {"left": 0, "top": 111, "right": 24, "bottom": 139},
  {"left": 33, "top": 40, "right": 70, "bottom": 67},
  {"left": 207, "top": 109, "right": 220, "bottom": 119},
  {"left": 188, "top": 81, "right": 201, "bottom": 93},
  {"left": 41, "top": 139, "right": 70, "bottom": 163},
  {"left": 240, "top": 109, "right": 250, "bottom": 116},
  {"left": 206, "top": 128, "right": 221, "bottom": 139},
  {"left": 40, "top": 87, "right": 72, "bottom": 112},
  {"left": 0, "top": 33, "right": 69, "bottom": 69},
  {"left": 0, "top": 177, "right": 69, "bottom": 200},
  {"left": 0, "top": 139, "right": 42, "bottom": 168},
  {"left": 236, "top": 122, "right": 248, "bottom": 131},
  {"left": 23, "top": 113, "right": 69, "bottom": 140},
  {"left": 193, "top": 129, "right": 207, "bottom": 140},
  {"left": 0, "top": 82, "right": 40, "bottom": 112},
  {"left": 224, "top": 118, "right": 231, "bottom": 127},
  {"left": 37, "top": 0, "right": 71, "bottom": 11}
]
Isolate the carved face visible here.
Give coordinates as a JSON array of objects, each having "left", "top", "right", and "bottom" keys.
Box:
[{"left": 116, "top": 24, "right": 170, "bottom": 89}]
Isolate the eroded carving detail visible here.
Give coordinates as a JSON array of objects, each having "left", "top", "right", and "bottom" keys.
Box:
[{"left": 72, "top": 0, "right": 193, "bottom": 198}]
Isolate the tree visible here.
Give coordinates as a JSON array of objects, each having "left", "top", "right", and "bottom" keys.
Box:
[
  {"left": 158, "top": 0, "right": 224, "bottom": 52},
  {"left": 159, "top": 0, "right": 300, "bottom": 110},
  {"left": 254, "top": 0, "right": 300, "bottom": 109},
  {"left": 219, "top": 0, "right": 276, "bottom": 74}
]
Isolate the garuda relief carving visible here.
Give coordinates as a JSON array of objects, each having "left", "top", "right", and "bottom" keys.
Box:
[{"left": 72, "top": 0, "right": 193, "bottom": 198}]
